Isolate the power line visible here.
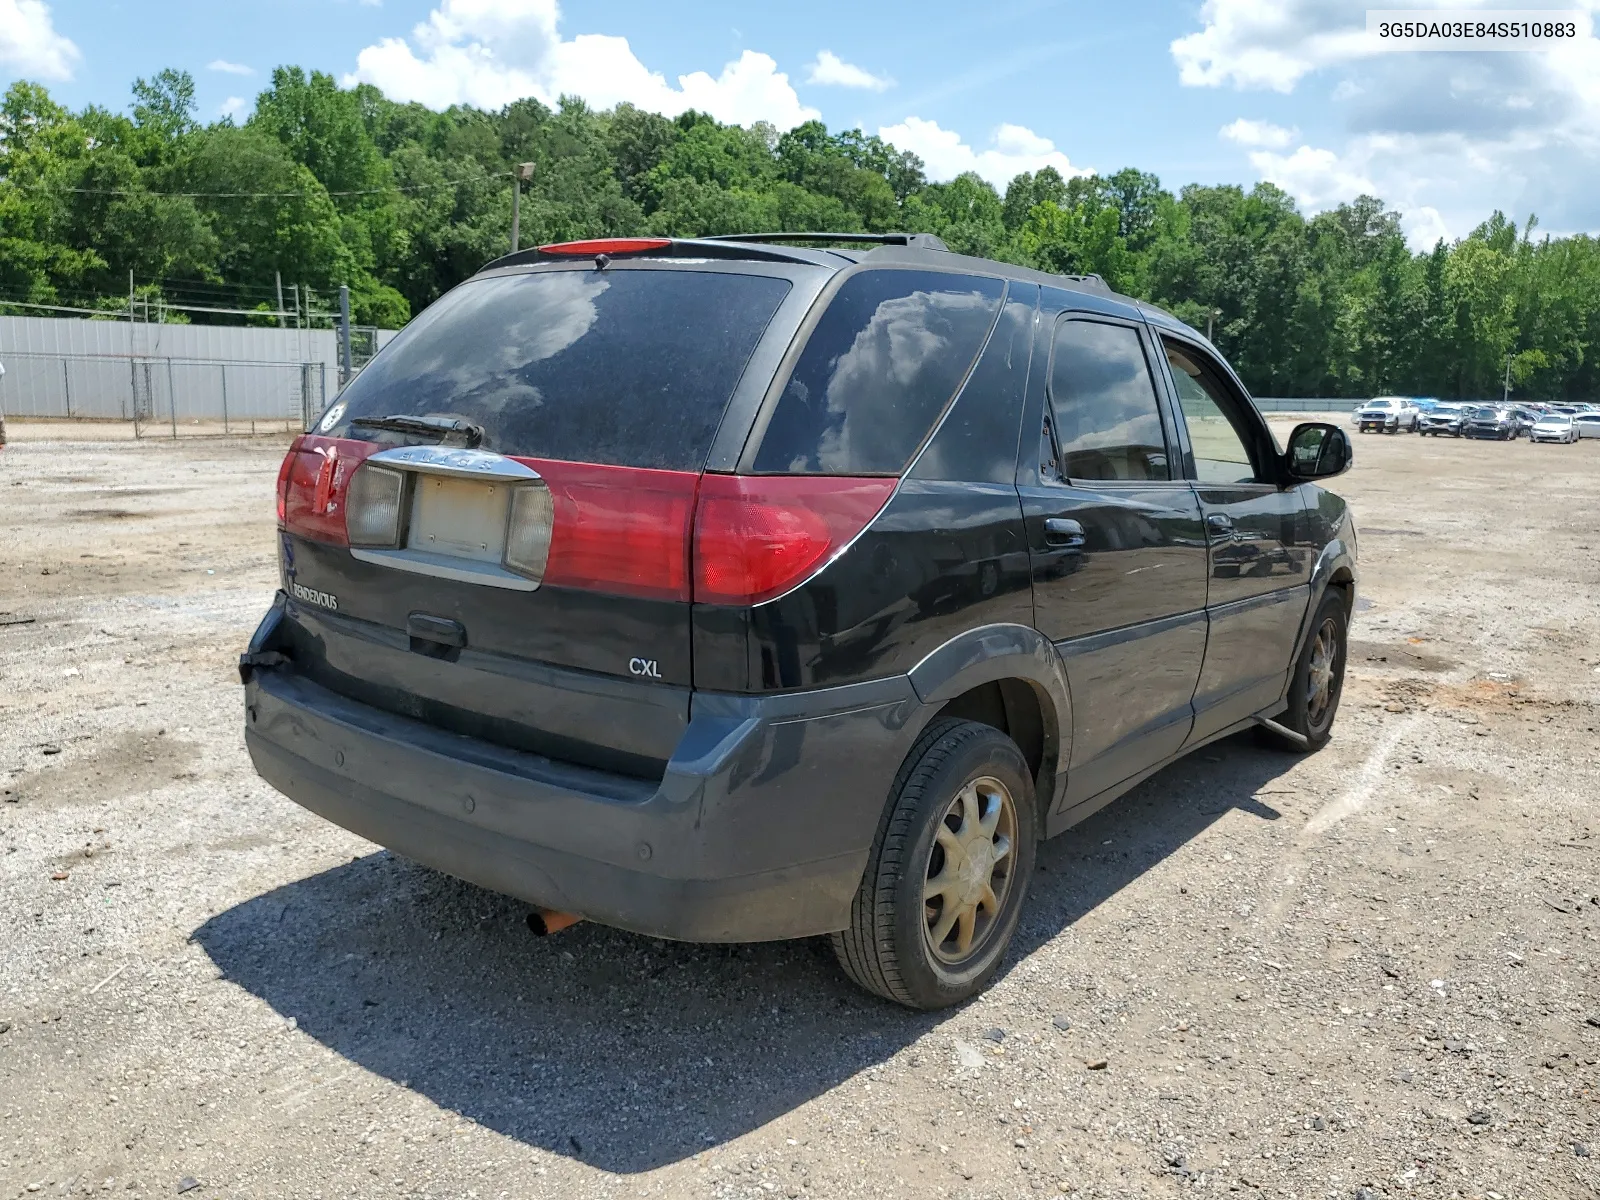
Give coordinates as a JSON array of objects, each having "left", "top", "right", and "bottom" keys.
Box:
[
  {"left": 0, "top": 299, "right": 134, "bottom": 318},
  {"left": 0, "top": 297, "right": 304, "bottom": 319},
  {"left": 0, "top": 279, "right": 326, "bottom": 311},
  {"left": 9, "top": 171, "right": 513, "bottom": 199}
]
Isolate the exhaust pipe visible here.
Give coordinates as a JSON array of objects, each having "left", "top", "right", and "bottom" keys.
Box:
[{"left": 527, "top": 908, "right": 583, "bottom": 936}]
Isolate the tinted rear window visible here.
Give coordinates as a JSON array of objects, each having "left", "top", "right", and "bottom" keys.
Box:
[
  {"left": 751, "top": 269, "right": 1005, "bottom": 474},
  {"left": 324, "top": 268, "right": 791, "bottom": 470}
]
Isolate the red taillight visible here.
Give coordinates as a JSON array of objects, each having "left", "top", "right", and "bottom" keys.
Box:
[
  {"left": 516, "top": 459, "right": 699, "bottom": 602},
  {"left": 692, "top": 475, "right": 897, "bottom": 606},
  {"left": 280, "top": 436, "right": 378, "bottom": 546},
  {"left": 275, "top": 436, "right": 302, "bottom": 527},
  {"left": 538, "top": 238, "right": 672, "bottom": 256}
]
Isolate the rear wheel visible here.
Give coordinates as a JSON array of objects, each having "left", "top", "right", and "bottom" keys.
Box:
[
  {"left": 1260, "top": 589, "right": 1347, "bottom": 752},
  {"left": 831, "top": 719, "right": 1037, "bottom": 1010}
]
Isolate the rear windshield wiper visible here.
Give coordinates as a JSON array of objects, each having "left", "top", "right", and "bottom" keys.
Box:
[{"left": 350, "top": 414, "right": 484, "bottom": 448}]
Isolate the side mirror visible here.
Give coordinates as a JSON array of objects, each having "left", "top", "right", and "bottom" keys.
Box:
[{"left": 1284, "top": 422, "right": 1352, "bottom": 480}]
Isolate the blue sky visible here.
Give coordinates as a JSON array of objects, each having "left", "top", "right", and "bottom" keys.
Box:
[{"left": 6, "top": 0, "right": 1600, "bottom": 246}]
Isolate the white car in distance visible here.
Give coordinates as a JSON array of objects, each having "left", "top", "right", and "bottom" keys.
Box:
[{"left": 1529, "top": 413, "right": 1578, "bottom": 443}]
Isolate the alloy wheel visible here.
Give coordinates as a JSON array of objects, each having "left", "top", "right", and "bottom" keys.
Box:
[
  {"left": 1307, "top": 617, "right": 1340, "bottom": 728},
  {"left": 922, "top": 776, "right": 1018, "bottom": 965}
]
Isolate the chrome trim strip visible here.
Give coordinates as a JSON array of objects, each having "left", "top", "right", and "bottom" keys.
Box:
[{"left": 367, "top": 445, "right": 543, "bottom": 482}]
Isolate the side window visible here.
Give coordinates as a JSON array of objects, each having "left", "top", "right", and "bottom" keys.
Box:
[
  {"left": 752, "top": 270, "right": 1005, "bottom": 474},
  {"left": 1047, "top": 319, "right": 1170, "bottom": 482},
  {"left": 1163, "top": 340, "right": 1261, "bottom": 485}
]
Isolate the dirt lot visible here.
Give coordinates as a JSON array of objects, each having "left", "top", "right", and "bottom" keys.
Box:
[{"left": 2, "top": 418, "right": 1598, "bottom": 1200}]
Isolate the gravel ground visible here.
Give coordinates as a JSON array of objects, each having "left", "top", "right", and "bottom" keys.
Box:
[{"left": 2, "top": 418, "right": 1598, "bottom": 1200}]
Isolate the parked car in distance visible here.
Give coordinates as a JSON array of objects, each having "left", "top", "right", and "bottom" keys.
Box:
[
  {"left": 1463, "top": 405, "right": 1517, "bottom": 440},
  {"left": 1355, "top": 396, "right": 1420, "bottom": 433},
  {"left": 1508, "top": 406, "right": 1539, "bottom": 436},
  {"left": 1575, "top": 412, "right": 1600, "bottom": 439},
  {"left": 1418, "top": 404, "right": 1467, "bottom": 437},
  {"left": 240, "top": 230, "right": 1359, "bottom": 1010},
  {"left": 1529, "top": 413, "right": 1578, "bottom": 443}
]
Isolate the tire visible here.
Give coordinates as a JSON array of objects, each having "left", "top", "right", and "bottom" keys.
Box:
[
  {"left": 831, "top": 718, "right": 1038, "bottom": 1010},
  {"left": 1260, "top": 589, "right": 1348, "bottom": 753}
]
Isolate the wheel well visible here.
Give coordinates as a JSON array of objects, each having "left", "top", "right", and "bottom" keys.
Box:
[
  {"left": 932, "top": 678, "right": 1050, "bottom": 797},
  {"left": 1327, "top": 569, "right": 1355, "bottom": 611}
]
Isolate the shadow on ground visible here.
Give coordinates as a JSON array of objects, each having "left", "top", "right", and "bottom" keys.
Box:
[{"left": 194, "top": 732, "right": 1291, "bottom": 1173}]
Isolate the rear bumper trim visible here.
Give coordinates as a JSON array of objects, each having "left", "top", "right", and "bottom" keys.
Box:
[
  {"left": 244, "top": 652, "right": 919, "bottom": 942},
  {"left": 247, "top": 728, "right": 863, "bottom": 941}
]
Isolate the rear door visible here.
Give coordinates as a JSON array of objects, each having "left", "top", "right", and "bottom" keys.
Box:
[
  {"left": 1019, "top": 306, "right": 1209, "bottom": 806},
  {"left": 277, "top": 261, "right": 817, "bottom": 778},
  {"left": 1154, "top": 334, "right": 1313, "bottom": 742}
]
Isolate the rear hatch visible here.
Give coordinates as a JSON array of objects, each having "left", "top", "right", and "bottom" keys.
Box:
[{"left": 275, "top": 258, "right": 813, "bottom": 779}]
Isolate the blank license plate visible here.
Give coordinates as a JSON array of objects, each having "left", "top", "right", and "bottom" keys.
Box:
[{"left": 406, "top": 475, "right": 510, "bottom": 564}]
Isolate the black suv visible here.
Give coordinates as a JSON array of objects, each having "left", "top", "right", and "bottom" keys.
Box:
[{"left": 242, "top": 233, "right": 1357, "bottom": 1010}]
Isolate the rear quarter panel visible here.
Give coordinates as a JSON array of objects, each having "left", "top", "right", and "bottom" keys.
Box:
[{"left": 698, "top": 280, "right": 1040, "bottom": 693}]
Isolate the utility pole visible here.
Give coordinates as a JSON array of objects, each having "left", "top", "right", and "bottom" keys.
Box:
[
  {"left": 1502, "top": 353, "right": 1512, "bottom": 404},
  {"left": 275, "top": 271, "right": 286, "bottom": 330},
  {"left": 338, "top": 285, "right": 353, "bottom": 388},
  {"left": 1207, "top": 307, "right": 1220, "bottom": 341},
  {"left": 510, "top": 162, "right": 536, "bottom": 253}
]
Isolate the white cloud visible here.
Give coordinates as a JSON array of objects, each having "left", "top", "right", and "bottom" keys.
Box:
[
  {"left": 1220, "top": 117, "right": 1296, "bottom": 148},
  {"left": 347, "top": 0, "right": 819, "bottom": 128},
  {"left": 0, "top": 0, "right": 79, "bottom": 82},
  {"left": 1243, "top": 122, "right": 1600, "bottom": 247},
  {"left": 877, "top": 117, "right": 1088, "bottom": 188},
  {"left": 1170, "top": 0, "right": 1374, "bottom": 92},
  {"left": 1243, "top": 142, "right": 1379, "bottom": 210},
  {"left": 207, "top": 59, "right": 254, "bottom": 76},
  {"left": 1178, "top": 0, "right": 1600, "bottom": 241},
  {"left": 805, "top": 50, "right": 892, "bottom": 91},
  {"left": 1401, "top": 205, "right": 1450, "bottom": 248},
  {"left": 219, "top": 96, "right": 247, "bottom": 120}
]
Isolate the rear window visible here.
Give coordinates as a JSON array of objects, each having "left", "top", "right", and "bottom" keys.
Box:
[
  {"left": 323, "top": 268, "right": 791, "bottom": 470},
  {"left": 751, "top": 269, "right": 1005, "bottom": 474}
]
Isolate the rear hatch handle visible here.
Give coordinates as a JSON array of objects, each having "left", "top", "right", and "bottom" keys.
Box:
[{"left": 407, "top": 612, "right": 467, "bottom": 660}]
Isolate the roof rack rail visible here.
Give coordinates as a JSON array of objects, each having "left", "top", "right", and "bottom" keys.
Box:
[
  {"left": 703, "top": 232, "right": 950, "bottom": 251},
  {"left": 1065, "top": 273, "right": 1111, "bottom": 294}
]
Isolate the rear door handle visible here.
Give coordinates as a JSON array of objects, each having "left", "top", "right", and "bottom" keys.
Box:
[
  {"left": 1043, "top": 517, "right": 1086, "bottom": 548},
  {"left": 1206, "top": 513, "right": 1236, "bottom": 540}
]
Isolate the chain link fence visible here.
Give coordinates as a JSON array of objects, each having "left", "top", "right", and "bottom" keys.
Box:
[{"left": 1, "top": 350, "right": 326, "bottom": 437}]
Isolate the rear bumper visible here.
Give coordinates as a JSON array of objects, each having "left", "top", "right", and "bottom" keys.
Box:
[{"left": 243, "top": 599, "right": 922, "bottom": 942}]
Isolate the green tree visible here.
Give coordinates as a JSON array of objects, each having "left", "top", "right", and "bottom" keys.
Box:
[
  {"left": 902, "top": 172, "right": 1007, "bottom": 258},
  {"left": 4, "top": 64, "right": 1599, "bottom": 393}
]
